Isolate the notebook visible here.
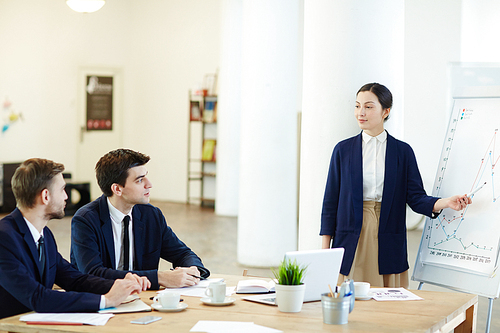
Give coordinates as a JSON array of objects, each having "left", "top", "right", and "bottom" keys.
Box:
[{"left": 285, "top": 248, "right": 345, "bottom": 302}]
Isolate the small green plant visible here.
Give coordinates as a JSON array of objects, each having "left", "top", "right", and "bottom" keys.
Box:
[{"left": 272, "top": 258, "right": 307, "bottom": 285}]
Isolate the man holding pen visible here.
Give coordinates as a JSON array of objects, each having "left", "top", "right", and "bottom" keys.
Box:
[{"left": 70, "top": 149, "right": 209, "bottom": 290}]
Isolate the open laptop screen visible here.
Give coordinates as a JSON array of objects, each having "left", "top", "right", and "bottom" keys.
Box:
[{"left": 284, "top": 248, "right": 344, "bottom": 302}]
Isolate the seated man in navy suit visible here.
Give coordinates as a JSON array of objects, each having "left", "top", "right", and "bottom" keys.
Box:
[
  {"left": 71, "top": 148, "right": 209, "bottom": 290},
  {"left": 0, "top": 158, "right": 149, "bottom": 319}
]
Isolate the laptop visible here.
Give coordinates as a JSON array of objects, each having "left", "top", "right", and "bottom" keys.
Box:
[
  {"left": 242, "top": 248, "right": 344, "bottom": 305},
  {"left": 285, "top": 248, "right": 344, "bottom": 302}
]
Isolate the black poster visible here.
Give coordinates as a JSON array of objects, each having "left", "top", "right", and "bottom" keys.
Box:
[{"left": 86, "top": 76, "right": 113, "bottom": 130}]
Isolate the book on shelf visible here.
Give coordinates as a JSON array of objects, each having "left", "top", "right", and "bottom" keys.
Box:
[
  {"left": 190, "top": 100, "right": 202, "bottom": 121},
  {"left": 202, "top": 96, "right": 217, "bottom": 123},
  {"left": 202, "top": 139, "right": 216, "bottom": 162},
  {"left": 236, "top": 279, "right": 276, "bottom": 294}
]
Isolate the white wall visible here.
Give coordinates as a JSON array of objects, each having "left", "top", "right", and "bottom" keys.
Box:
[
  {"left": 0, "top": 0, "right": 221, "bottom": 202},
  {"left": 461, "top": 0, "right": 500, "bottom": 62},
  {"left": 216, "top": 0, "right": 242, "bottom": 216}
]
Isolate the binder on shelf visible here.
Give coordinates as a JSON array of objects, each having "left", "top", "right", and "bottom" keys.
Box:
[{"left": 201, "top": 139, "right": 216, "bottom": 162}]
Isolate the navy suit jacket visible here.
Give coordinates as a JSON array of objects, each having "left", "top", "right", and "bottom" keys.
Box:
[
  {"left": 320, "top": 132, "right": 439, "bottom": 275},
  {"left": 0, "top": 209, "right": 113, "bottom": 319},
  {"left": 71, "top": 195, "right": 209, "bottom": 290}
]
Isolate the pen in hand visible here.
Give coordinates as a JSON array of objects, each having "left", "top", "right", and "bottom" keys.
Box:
[{"left": 169, "top": 267, "right": 206, "bottom": 280}]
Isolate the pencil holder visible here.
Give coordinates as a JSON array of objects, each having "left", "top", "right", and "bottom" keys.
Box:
[{"left": 321, "top": 293, "right": 353, "bottom": 325}]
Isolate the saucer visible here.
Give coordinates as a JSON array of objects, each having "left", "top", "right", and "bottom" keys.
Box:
[
  {"left": 200, "top": 297, "right": 236, "bottom": 306},
  {"left": 355, "top": 292, "right": 373, "bottom": 301},
  {"left": 151, "top": 302, "right": 188, "bottom": 312}
]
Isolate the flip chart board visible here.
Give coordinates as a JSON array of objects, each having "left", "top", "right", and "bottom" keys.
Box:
[{"left": 412, "top": 86, "right": 500, "bottom": 299}]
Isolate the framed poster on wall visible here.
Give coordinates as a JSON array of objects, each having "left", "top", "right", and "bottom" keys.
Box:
[{"left": 86, "top": 75, "right": 113, "bottom": 130}]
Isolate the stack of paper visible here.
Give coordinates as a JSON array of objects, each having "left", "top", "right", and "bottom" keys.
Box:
[
  {"left": 20, "top": 313, "right": 114, "bottom": 326},
  {"left": 371, "top": 288, "right": 423, "bottom": 301}
]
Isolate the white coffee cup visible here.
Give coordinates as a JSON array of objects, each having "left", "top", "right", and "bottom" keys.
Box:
[
  {"left": 153, "top": 292, "right": 180, "bottom": 309},
  {"left": 205, "top": 281, "right": 226, "bottom": 303},
  {"left": 353, "top": 282, "right": 370, "bottom": 297}
]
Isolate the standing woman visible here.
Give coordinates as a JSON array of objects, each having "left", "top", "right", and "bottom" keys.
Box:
[{"left": 320, "top": 83, "right": 471, "bottom": 288}]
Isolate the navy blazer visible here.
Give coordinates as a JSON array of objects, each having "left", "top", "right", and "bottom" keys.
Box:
[
  {"left": 70, "top": 195, "right": 209, "bottom": 290},
  {"left": 0, "top": 209, "right": 113, "bottom": 319},
  {"left": 320, "top": 132, "right": 439, "bottom": 275}
]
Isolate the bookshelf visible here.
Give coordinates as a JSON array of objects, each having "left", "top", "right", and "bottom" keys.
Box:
[{"left": 187, "top": 91, "right": 217, "bottom": 207}]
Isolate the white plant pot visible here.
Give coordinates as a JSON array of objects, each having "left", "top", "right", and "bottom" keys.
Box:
[{"left": 274, "top": 283, "right": 306, "bottom": 313}]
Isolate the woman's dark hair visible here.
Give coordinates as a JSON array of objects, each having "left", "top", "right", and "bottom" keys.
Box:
[
  {"left": 95, "top": 148, "right": 150, "bottom": 197},
  {"left": 357, "top": 83, "right": 392, "bottom": 121}
]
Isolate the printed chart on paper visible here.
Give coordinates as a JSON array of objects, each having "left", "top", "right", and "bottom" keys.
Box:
[{"left": 420, "top": 98, "right": 500, "bottom": 276}]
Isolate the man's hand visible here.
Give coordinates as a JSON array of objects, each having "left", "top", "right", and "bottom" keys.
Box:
[
  {"left": 104, "top": 279, "right": 142, "bottom": 308},
  {"left": 158, "top": 266, "right": 201, "bottom": 288},
  {"left": 124, "top": 272, "right": 151, "bottom": 291}
]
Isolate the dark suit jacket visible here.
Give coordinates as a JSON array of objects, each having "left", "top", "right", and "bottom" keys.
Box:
[
  {"left": 320, "top": 132, "right": 439, "bottom": 275},
  {"left": 70, "top": 195, "right": 209, "bottom": 290},
  {"left": 0, "top": 209, "right": 113, "bottom": 319}
]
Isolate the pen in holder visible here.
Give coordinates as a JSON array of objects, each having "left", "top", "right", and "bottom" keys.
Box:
[{"left": 321, "top": 280, "right": 355, "bottom": 325}]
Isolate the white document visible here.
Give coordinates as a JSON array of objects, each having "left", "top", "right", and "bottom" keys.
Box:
[
  {"left": 190, "top": 320, "right": 282, "bottom": 333},
  {"left": 371, "top": 288, "right": 423, "bottom": 301},
  {"left": 159, "top": 278, "right": 234, "bottom": 298},
  {"left": 19, "top": 313, "right": 114, "bottom": 326},
  {"left": 98, "top": 298, "right": 151, "bottom": 314}
]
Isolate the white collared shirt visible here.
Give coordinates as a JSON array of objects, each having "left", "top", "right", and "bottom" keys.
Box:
[
  {"left": 362, "top": 130, "right": 387, "bottom": 202},
  {"left": 107, "top": 197, "right": 134, "bottom": 271},
  {"left": 24, "top": 218, "right": 43, "bottom": 246},
  {"left": 24, "top": 217, "right": 106, "bottom": 309}
]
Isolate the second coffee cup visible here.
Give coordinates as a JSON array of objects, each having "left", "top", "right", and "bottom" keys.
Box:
[
  {"left": 205, "top": 281, "right": 226, "bottom": 303},
  {"left": 154, "top": 292, "right": 180, "bottom": 309}
]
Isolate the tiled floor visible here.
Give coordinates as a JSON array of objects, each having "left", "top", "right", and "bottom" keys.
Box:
[{"left": 24, "top": 201, "right": 500, "bottom": 331}]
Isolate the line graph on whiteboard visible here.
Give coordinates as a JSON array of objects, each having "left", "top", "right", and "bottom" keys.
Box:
[{"left": 421, "top": 99, "right": 500, "bottom": 276}]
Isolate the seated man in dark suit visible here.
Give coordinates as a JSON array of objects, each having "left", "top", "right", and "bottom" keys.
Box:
[
  {"left": 0, "top": 158, "right": 149, "bottom": 319},
  {"left": 71, "top": 148, "right": 209, "bottom": 290}
]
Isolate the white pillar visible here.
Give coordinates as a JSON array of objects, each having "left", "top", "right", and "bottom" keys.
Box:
[
  {"left": 298, "top": 0, "right": 404, "bottom": 250},
  {"left": 216, "top": 0, "right": 242, "bottom": 216},
  {"left": 237, "top": 0, "right": 300, "bottom": 267}
]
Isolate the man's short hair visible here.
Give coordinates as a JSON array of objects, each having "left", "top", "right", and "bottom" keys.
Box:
[
  {"left": 12, "top": 158, "right": 65, "bottom": 209},
  {"left": 96, "top": 148, "right": 150, "bottom": 197}
]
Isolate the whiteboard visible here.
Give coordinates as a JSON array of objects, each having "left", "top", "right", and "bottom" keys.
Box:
[{"left": 412, "top": 87, "right": 500, "bottom": 299}]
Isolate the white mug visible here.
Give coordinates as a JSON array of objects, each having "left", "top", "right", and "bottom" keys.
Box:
[
  {"left": 153, "top": 292, "right": 180, "bottom": 309},
  {"left": 205, "top": 281, "right": 226, "bottom": 303},
  {"left": 353, "top": 282, "right": 370, "bottom": 297}
]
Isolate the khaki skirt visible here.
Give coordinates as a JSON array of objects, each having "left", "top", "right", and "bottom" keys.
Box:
[{"left": 338, "top": 201, "right": 409, "bottom": 288}]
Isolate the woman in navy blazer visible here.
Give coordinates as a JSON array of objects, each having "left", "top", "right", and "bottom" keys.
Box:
[{"left": 320, "top": 83, "right": 471, "bottom": 287}]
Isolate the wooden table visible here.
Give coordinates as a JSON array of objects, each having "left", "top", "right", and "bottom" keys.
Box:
[{"left": 0, "top": 274, "right": 478, "bottom": 333}]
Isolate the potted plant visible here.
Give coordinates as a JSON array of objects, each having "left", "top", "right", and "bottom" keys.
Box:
[{"left": 272, "top": 258, "right": 307, "bottom": 313}]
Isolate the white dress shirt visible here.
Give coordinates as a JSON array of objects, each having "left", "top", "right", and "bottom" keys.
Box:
[
  {"left": 362, "top": 130, "right": 387, "bottom": 202},
  {"left": 107, "top": 197, "right": 134, "bottom": 271},
  {"left": 24, "top": 217, "right": 106, "bottom": 309}
]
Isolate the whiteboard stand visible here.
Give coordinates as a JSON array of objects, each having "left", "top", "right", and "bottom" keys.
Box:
[
  {"left": 412, "top": 87, "right": 500, "bottom": 333},
  {"left": 417, "top": 281, "right": 493, "bottom": 333},
  {"left": 486, "top": 298, "right": 493, "bottom": 333}
]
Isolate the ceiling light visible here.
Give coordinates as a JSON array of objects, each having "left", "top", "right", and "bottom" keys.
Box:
[{"left": 66, "top": 0, "right": 106, "bottom": 13}]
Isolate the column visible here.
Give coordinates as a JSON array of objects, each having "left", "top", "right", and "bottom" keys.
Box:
[{"left": 237, "top": 0, "right": 300, "bottom": 266}]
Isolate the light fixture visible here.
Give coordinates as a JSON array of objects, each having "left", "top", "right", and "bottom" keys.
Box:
[{"left": 66, "top": 0, "right": 106, "bottom": 13}]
